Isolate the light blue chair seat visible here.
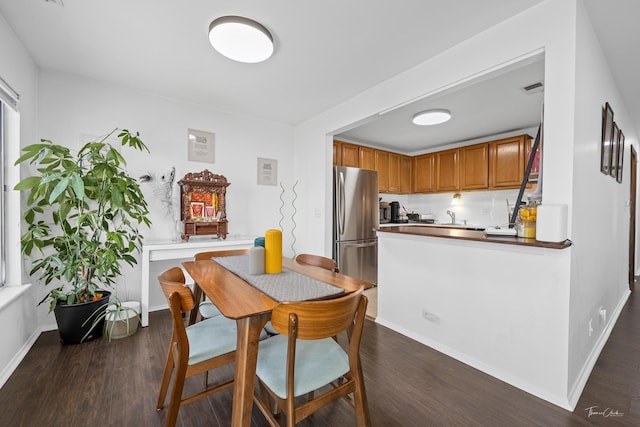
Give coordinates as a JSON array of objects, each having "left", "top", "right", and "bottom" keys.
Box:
[
  {"left": 198, "top": 300, "right": 222, "bottom": 318},
  {"left": 186, "top": 315, "right": 237, "bottom": 365},
  {"left": 256, "top": 334, "right": 349, "bottom": 399}
]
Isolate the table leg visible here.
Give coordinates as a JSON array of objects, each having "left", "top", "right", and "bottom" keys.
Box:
[{"left": 232, "top": 313, "right": 269, "bottom": 427}]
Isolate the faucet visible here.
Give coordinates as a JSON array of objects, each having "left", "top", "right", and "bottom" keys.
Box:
[{"left": 446, "top": 210, "right": 456, "bottom": 224}]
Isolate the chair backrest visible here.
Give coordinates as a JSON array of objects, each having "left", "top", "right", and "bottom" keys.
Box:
[
  {"left": 294, "top": 253, "right": 338, "bottom": 272},
  {"left": 270, "top": 287, "right": 365, "bottom": 340},
  {"left": 158, "top": 267, "right": 195, "bottom": 313},
  {"left": 194, "top": 248, "right": 249, "bottom": 261}
]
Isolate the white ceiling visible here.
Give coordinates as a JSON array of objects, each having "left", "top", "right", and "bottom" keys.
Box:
[{"left": 0, "top": 0, "right": 638, "bottom": 153}]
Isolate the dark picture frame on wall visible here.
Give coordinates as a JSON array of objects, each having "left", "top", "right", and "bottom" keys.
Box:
[
  {"left": 601, "top": 102, "right": 614, "bottom": 175},
  {"left": 611, "top": 121, "right": 619, "bottom": 178},
  {"left": 617, "top": 129, "right": 625, "bottom": 183}
]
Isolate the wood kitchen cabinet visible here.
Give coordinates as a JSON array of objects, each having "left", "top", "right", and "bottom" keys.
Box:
[
  {"left": 460, "top": 143, "right": 489, "bottom": 190},
  {"left": 388, "top": 153, "right": 401, "bottom": 193},
  {"left": 400, "top": 155, "right": 412, "bottom": 193},
  {"left": 413, "top": 153, "right": 436, "bottom": 193},
  {"left": 488, "top": 135, "right": 528, "bottom": 188},
  {"left": 375, "top": 149, "right": 389, "bottom": 192},
  {"left": 359, "top": 146, "right": 375, "bottom": 170},
  {"left": 333, "top": 140, "right": 359, "bottom": 167},
  {"left": 436, "top": 148, "right": 459, "bottom": 192}
]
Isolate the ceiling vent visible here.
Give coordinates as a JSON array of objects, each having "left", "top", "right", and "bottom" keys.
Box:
[{"left": 521, "top": 82, "right": 544, "bottom": 95}]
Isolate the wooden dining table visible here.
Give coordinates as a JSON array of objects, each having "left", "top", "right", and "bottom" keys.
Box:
[{"left": 182, "top": 250, "right": 371, "bottom": 427}]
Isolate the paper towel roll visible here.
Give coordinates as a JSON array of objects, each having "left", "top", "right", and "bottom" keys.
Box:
[
  {"left": 264, "top": 229, "right": 282, "bottom": 274},
  {"left": 536, "top": 204, "right": 568, "bottom": 243}
]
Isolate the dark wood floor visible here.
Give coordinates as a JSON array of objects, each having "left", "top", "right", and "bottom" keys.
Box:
[{"left": 2, "top": 291, "right": 640, "bottom": 427}]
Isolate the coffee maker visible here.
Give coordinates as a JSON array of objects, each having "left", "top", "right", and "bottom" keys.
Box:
[
  {"left": 390, "top": 201, "right": 401, "bottom": 223},
  {"left": 379, "top": 202, "right": 391, "bottom": 224}
]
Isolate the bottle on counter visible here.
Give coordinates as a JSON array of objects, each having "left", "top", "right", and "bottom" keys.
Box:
[{"left": 516, "top": 194, "right": 540, "bottom": 239}]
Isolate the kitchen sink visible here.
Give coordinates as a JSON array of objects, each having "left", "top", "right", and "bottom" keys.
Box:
[{"left": 420, "top": 223, "right": 486, "bottom": 231}]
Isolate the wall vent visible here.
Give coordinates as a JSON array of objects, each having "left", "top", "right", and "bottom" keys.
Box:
[{"left": 521, "top": 82, "right": 544, "bottom": 94}]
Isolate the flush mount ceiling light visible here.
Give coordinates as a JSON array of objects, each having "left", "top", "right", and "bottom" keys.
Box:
[
  {"left": 208, "top": 16, "right": 274, "bottom": 63},
  {"left": 412, "top": 109, "right": 452, "bottom": 126}
]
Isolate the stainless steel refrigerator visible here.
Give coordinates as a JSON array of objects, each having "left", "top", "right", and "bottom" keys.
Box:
[{"left": 333, "top": 166, "right": 378, "bottom": 284}]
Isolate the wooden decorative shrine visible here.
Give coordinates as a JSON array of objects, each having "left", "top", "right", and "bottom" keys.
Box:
[{"left": 178, "top": 170, "right": 229, "bottom": 240}]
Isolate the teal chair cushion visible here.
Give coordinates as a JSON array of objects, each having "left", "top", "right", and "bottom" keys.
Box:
[
  {"left": 256, "top": 334, "right": 349, "bottom": 399},
  {"left": 186, "top": 315, "right": 237, "bottom": 365},
  {"left": 199, "top": 300, "right": 222, "bottom": 318}
]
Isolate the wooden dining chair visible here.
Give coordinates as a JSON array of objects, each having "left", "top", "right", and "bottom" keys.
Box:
[
  {"left": 253, "top": 287, "right": 371, "bottom": 427},
  {"left": 190, "top": 249, "right": 250, "bottom": 324},
  {"left": 156, "top": 267, "right": 237, "bottom": 427},
  {"left": 295, "top": 253, "right": 339, "bottom": 272}
]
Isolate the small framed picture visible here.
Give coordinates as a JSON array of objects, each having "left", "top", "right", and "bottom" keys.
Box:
[
  {"left": 190, "top": 202, "right": 205, "bottom": 219},
  {"left": 617, "top": 129, "right": 625, "bottom": 183},
  {"left": 601, "top": 102, "right": 614, "bottom": 175},
  {"left": 188, "top": 129, "right": 215, "bottom": 163},
  {"left": 610, "top": 121, "right": 619, "bottom": 178},
  {"left": 257, "top": 158, "right": 278, "bottom": 186}
]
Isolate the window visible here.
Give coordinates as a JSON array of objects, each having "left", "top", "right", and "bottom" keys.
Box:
[{"left": 0, "top": 76, "right": 19, "bottom": 288}]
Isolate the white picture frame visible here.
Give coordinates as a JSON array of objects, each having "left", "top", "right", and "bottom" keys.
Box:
[
  {"left": 188, "top": 129, "right": 215, "bottom": 163},
  {"left": 257, "top": 158, "right": 278, "bottom": 186}
]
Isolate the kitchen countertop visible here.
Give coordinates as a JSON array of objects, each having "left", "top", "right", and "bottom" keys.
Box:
[{"left": 378, "top": 224, "right": 571, "bottom": 250}]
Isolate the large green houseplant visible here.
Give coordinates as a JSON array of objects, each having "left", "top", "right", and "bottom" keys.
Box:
[{"left": 15, "top": 129, "right": 151, "bottom": 343}]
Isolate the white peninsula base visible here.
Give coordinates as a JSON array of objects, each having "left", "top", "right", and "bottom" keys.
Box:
[{"left": 377, "top": 230, "right": 573, "bottom": 409}]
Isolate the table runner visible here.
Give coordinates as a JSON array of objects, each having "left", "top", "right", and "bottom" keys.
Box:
[{"left": 212, "top": 255, "right": 344, "bottom": 302}]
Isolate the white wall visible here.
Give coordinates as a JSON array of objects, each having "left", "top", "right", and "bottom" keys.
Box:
[
  {"left": 35, "top": 70, "right": 295, "bottom": 327},
  {"left": 0, "top": 13, "right": 40, "bottom": 388},
  {"left": 566, "top": 1, "right": 637, "bottom": 404},
  {"left": 293, "top": 0, "right": 633, "bottom": 409}
]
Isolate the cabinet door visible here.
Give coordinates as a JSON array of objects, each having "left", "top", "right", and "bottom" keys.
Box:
[
  {"left": 413, "top": 154, "right": 435, "bottom": 193},
  {"left": 436, "top": 149, "right": 459, "bottom": 192},
  {"left": 388, "top": 153, "right": 401, "bottom": 193},
  {"left": 340, "top": 142, "right": 359, "bottom": 168},
  {"left": 460, "top": 143, "right": 488, "bottom": 190},
  {"left": 359, "top": 146, "right": 375, "bottom": 170},
  {"left": 375, "top": 150, "right": 389, "bottom": 193},
  {"left": 333, "top": 141, "right": 341, "bottom": 165},
  {"left": 400, "top": 155, "right": 412, "bottom": 193},
  {"left": 489, "top": 136, "right": 524, "bottom": 188}
]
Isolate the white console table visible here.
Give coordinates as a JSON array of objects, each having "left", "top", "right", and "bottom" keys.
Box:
[{"left": 140, "top": 236, "right": 253, "bottom": 326}]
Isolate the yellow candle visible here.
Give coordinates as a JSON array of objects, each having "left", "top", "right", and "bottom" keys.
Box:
[{"left": 264, "top": 229, "right": 282, "bottom": 274}]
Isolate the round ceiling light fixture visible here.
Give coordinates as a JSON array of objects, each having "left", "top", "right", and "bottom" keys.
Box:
[
  {"left": 208, "top": 16, "right": 274, "bottom": 63},
  {"left": 412, "top": 109, "right": 452, "bottom": 126}
]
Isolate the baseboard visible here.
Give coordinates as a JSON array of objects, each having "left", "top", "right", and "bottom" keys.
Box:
[
  {"left": 567, "top": 289, "right": 631, "bottom": 409},
  {"left": 0, "top": 327, "right": 42, "bottom": 389}
]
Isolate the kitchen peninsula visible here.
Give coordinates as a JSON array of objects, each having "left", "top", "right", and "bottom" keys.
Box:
[{"left": 376, "top": 225, "right": 573, "bottom": 408}]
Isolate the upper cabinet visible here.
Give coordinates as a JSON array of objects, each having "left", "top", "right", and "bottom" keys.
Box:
[
  {"left": 375, "top": 150, "right": 390, "bottom": 192},
  {"left": 460, "top": 143, "right": 489, "bottom": 190},
  {"left": 335, "top": 134, "right": 530, "bottom": 194},
  {"left": 413, "top": 154, "right": 435, "bottom": 193},
  {"left": 359, "top": 146, "right": 375, "bottom": 170},
  {"left": 436, "top": 149, "right": 459, "bottom": 192},
  {"left": 333, "top": 140, "right": 359, "bottom": 167},
  {"left": 488, "top": 135, "right": 528, "bottom": 189}
]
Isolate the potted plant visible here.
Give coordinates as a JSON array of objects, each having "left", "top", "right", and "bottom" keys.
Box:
[{"left": 14, "top": 129, "right": 151, "bottom": 344}]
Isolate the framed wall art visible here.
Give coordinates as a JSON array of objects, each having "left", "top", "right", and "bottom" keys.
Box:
[
  {"left": 601, "top": 102, "right": 614, "bottom": 175},
  {"left": 610, "top": 121, "right": 619, "bottom": 178},
  {"left": 617, "top": 129, "right": 625, "bottom": 183},
  {"left": 188, "top": 129, "right": 215, "bottom": 163},
  {"left": 257, "top": 158, "right": 278, "bottom": 186}
]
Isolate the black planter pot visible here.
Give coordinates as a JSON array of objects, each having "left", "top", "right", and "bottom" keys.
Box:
[{"left": 53, "top": 291, "right": 111, "bottom": 345}]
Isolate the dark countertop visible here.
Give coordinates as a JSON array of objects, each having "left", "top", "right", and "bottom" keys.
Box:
[{"left": 378, "top": 225, "right": 571, "bottom": 250}]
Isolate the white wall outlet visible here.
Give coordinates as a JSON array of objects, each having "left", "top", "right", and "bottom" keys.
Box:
[
  {"left": 599, "top": 307, "right": 607, "bottom": 324},
  {"left": 422, "top": 309, "right": 440, "bottom": 324},
  {"left": 588, "top": 318, "right": 593, "bottom": 336}
]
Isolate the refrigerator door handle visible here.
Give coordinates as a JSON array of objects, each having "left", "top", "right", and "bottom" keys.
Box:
[
  {"left": 341, "top": 240, "right": 377, "bottom": 248},
  {"left": 338, "top": 171, "right": 345, "bottom": 236}
]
